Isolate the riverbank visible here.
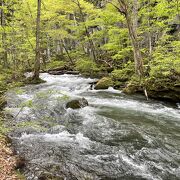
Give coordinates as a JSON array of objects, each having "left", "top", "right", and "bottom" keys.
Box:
[
  {"left": 0, "top": 71, "right": 26, "bottom": 180},
  {"left": 46, "top": 60, "right": 180, "bottom": 103},
  {"left": 0, "top": 109, "right": 21, "bottom": 179},
  {"left": 0, "top": 134, "right": 19, "bottom": 179}
]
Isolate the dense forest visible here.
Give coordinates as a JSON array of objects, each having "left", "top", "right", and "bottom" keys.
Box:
[
  {"left": 0, "top": 0, "right": 179, "bottom": 100},
  {"left": 0, "top": 0, "right": 180, "bottom": 179}
]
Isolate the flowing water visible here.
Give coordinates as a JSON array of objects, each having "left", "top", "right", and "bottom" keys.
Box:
[{"left": 5, "top": 73, "right": 180, "bottom": 180}]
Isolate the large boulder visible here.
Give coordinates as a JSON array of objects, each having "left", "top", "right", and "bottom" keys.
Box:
[
  {"left": 94, "top": 77, "right": 114, "bottom": 90},
  {"left": 66, "top": 98, "right": 88, "bottom": 109},
  {"left": 122, "top": 77, "right": 180, "bottom": 102}
]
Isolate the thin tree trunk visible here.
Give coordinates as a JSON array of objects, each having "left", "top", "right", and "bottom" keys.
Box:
[
  {"left": 46, "top": 34, "right": 51, "bottom": 62},
  {"left": 61, "top": 40, "right": 73, "bottom": 65},
  {"left": 148, "top": 0, "right": 152, "bottom": 55},
  {"left": 73, "top": 0, "right": 97, "bottom": 61},
  {"left": 133, "top": 0, "right": 138, "bottom": 32},
  {"left": 33, "top": 0, "right": 41, "bottom": 80},
  {"left": 111, "top": 0, "right": 148, "bottom": 99},
  {"left": 1, "top": 1, "right": 8, "bottom": 68},
  {"left": 112, "top": 0, "right": 144, "bottom": 76}
]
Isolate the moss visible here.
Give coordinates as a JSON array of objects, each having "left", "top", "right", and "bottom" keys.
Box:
[
  {"left": 0, "top": 117, "right": 11, "bottom": 135},
  {"left": 122, "top": 75, "right": 144, "bottom": 94},
  {"left": 15, "top": 121, "right": 47, "bottom": 131},
  {"left": 0, "top": 81, "right": 7, "bottom": 95},
  {"left": 94, "top": 77, "right": 114, "bottom": 90},
  {"left": 15, "top": 170, "right": 26, "bottom": 180},
  {"left": 15, "top": 89, "right": 25, "bottom": 95},
  {"left": 122, "top": 83, "right": 141, "bottom": 94},
  {"left": 144, "top": 76, "right": 180, "bottom": 102},
  {"left": 114, "top": 81, "right": 126, "bottom": 88}
]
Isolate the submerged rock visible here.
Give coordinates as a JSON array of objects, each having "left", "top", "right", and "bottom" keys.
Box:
[
  {"left": 66, "top": 98, "right": 88, "bottom": 109},
  {"left": 94, "top": 77, "right": 114, "bottom": 90}
]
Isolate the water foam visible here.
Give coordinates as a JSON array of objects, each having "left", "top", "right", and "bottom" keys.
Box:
[{"left": 20, "top": 131, "right": 91, "bottom": 149}]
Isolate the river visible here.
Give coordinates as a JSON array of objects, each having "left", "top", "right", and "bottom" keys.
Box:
[{"left": 5, "top": 73, "right": 180, "bottom": 180}]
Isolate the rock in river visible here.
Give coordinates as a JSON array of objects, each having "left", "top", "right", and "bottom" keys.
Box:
[
  {"left": 94, "top": 77, "right": 114, "bottom": 90},
  {"left": 66, "top": 98, "right": 88, "bottom": 109}
]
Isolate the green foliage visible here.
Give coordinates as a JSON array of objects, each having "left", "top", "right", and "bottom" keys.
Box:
[
  {"left": 46, "top": 61, "right": 66, "bottom": 70},
  {"left": 15, "top": 89, "right": 25, "bottom": 95},
  {"left": 0, "top": 116, "right": 11, "bottom": 135},
  {"left": 0, "top": 0, "right": 179, "bottom": 102},
  {"left": 20, "top": 100, "right": 33, "bottom": 108},
  {"left": 150, "top": 40, "right": 180, "bottom": 79},
  {"left": 0, "top": 81, "right": 7, "bottom": 95},
  {"left": 57, "top": 95, "right": 70, "bottom": 101},
  {"left": 111, "top": 62, "right": 135, "bottom": 81},
  {"left": 75, "top": 58, "right": 100, "bottom": 75}
]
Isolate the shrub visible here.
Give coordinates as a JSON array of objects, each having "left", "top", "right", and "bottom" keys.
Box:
[
  {"left": 46, "top": 61, "right": 65, "bottom": 70},
  {"left": 111, "top": 62, "right": 134, "bottom": 81},
  {"left": 75, "top": 59, "right": 100, "bottom": 76}
]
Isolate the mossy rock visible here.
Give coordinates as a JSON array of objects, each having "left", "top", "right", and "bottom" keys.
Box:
[
  {"left": 145, "top": 77, "right": 180, "bottom": 102},
  {"left": 114, "top": 81, "right": 126, "bottom": 89},
  {"left": 147, "top": 90, "right": 180, "bottom": 102},
  {"left": 25, "top": 77, "right": 46, "bottom": 85},
  {"left": 122, "top": 82, "right": 142, "bottom": 94},
  {"left": 94, "top": 77, "right": 114, "bottom": 90},
  {"left": 66, "top": 98, "right": 88, "bottom": 109}
]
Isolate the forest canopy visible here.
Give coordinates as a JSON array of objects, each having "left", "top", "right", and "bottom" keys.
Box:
[{"left": 0, "top": 0, "right": 180, "bottom": 101}]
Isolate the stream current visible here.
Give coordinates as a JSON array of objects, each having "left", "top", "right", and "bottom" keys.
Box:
[{"left": 5, "top": 73, "right": 180, "bottom": 180}]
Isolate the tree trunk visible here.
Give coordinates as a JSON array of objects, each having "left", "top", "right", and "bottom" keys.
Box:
[
  {"left": 125, "top": 13, "right": 144, "bottom": 77},
  {"left": 0, "top": 1, "right": 8, "bottom": 68},
  {"left": 133, "top": 0, "right": 138, "bottom": 31},
  {"left": 61, "top": 39, "right": 73, "bottom": 65},
  {"left": 73, "top": 0, "right": 97, "bottom": 61},
  {"left": 148, "top": 0, "right": 152, "bottom": 55},
  {"left": 46, "top": 34, "right": 51, "bottom": 62},
  {"left": 33, "top": 0, "right": 41, "bottom": 80},
  {"left": 115, "top": 0, "right": 144, "bottom": 77}
]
